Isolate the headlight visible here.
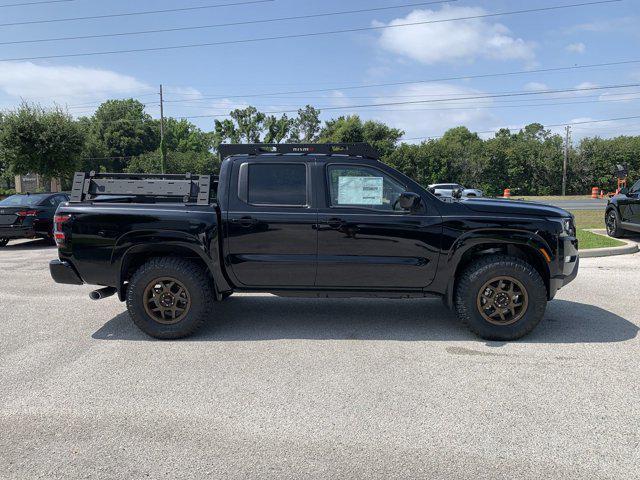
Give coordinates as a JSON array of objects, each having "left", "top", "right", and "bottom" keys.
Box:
[
  {"left": 548, "top": 217, "right": 575, "bottom": 237},
  {"left": 561, "top": 217, "right": 576, "bottom": 237}
]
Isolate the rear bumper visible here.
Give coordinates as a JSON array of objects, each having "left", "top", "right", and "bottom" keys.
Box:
[
  {"left": 549, "top": 236, "right": 579, "bottom": 299},
  {"left": 0, "top": 225, "right": 37, "bottom": 239},
  {"left": 50, "top": 259, "right": 84, "bottom": 285}
]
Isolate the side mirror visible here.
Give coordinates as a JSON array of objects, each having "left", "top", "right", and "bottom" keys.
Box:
[
  {"left": 451, "top": 187, "right": 464, "bottom": 199},
  {"left": 394, "top": 191, "right": 422, "bottom": 211}
]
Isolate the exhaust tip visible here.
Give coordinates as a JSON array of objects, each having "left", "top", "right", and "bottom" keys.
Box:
[{"left": 89, "top": 287, "right": 117, "bottom": 301}]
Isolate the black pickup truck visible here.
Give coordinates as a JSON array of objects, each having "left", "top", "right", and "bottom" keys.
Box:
[{"left": 50, "top": 143, "right": 579, "bottom": 340}]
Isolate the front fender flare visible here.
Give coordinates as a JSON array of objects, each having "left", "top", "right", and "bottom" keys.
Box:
[{"left": 442, "top": 229, "right": 553, "bottom": 307}]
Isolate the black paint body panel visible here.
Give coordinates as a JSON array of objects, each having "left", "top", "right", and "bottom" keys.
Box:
[{"left": 52, "top": 155, "right": 579, "bottom": 300}]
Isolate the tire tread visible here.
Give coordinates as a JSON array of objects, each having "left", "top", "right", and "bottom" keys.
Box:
[
  {"left": 454, "top": 254, "right": 547, "bottom": 341},
  {"left": 126, "top": 257, "right": 213, "bottom": 339}
]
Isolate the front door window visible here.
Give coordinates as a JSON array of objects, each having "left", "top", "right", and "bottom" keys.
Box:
[{"left": 327, "top": 165, "right": 406, "bottom": 211}]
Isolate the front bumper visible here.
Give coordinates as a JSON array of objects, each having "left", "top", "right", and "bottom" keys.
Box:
[
  {"left": 549, "top": 236, "right": 579, "bottom": 299},
  {"left": 50, "top": 259, "right": 84, "bottom": 285},
  {"left": 0, "top": 225, "right": 37, "bottom": 239}
]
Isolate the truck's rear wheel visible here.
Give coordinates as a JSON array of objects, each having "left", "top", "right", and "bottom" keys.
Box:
[
  {"left": 126, "top": 257, "right": 213, "bottom": 339},
  {"left": 454, "top": 255, "right": 547, "bottom": 340},
  {"left": 0, "top": 238, "right": 9, "bottom": 247}
]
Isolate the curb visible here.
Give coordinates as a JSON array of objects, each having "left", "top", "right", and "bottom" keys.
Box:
[{"left": 579, "top": 229, "right": 639, "bottom": 258}]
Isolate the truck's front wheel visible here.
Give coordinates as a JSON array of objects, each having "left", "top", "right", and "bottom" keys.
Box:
[
  {"left": 126, "top": 257, "right": 213, "bottom": 339},
  {"left": 454, "top": 255, "right": 547, "bottom": 341}
]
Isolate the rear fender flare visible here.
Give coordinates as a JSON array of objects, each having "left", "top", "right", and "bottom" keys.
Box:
[{"left": 111, "top": 230, "right": 229, "bottom": 301}]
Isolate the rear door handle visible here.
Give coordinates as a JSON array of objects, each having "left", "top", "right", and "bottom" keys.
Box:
[
  {"left": 233, "top": 216, "right": 258, "bottom": 227},
  {"left": 327, "top": 217, "right": 344, "bottom": 228}
]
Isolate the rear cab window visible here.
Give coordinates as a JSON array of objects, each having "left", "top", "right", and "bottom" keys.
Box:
[{"left": 237, "top": 161, "right": 309, "bottom": 207}]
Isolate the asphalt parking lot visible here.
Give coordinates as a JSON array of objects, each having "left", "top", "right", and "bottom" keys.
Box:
[{"left": 1, "top": 240, "right": 638, "bottom": 479}]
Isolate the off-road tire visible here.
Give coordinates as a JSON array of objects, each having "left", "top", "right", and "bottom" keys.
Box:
[
  {"left": 454, "top": 255, "right": 547, "bottom": 341},
  {"left": 126, "top": 257, "right": 213, "bottom": 339},
  {"left": 605, "top": 208, "right": 625, "bottom": 238}
]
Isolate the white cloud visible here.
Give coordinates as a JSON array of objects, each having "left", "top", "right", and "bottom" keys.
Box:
[
  {"left": 375, "top": 5, "right": 535, "bottom": 65},
  {"left": 547, "top": 81, "right": 600, "bottom": 99},
  {"left": 524, "top": 82, "right": 549, "bottom": 92},
  {"left": 565, "top": 17, "right": 637, "bottom": 34},
  {"left": 164, "top": 86, "right": 203, "bottom": 99},
  {"left": 357, "top": 83, "right": 498, "bottom": 141},
  {"left": 598, "top": 87, "right": 640, "bottom": 103},
  {"left": 573, "top": 81, "right": 599, "bottom": 96},
  {"left": 0, "top": 62, "right": 153, "bottom": 107},
  {"left": 566, "top": 42, "right": 586, "bottom": 54}
]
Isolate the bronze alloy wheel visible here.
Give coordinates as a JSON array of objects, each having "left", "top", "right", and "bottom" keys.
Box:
[
  {"left": 143, "top": 277, "right": 192, "bottom": 324},
  {"left": 476, "top": 276, "right": 529, "bottom": 326},
  {"left": 606, "top": 210, "right": 617, "bottom": 235}
]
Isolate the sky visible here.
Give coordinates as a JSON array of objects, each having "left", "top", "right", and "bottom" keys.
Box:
[{"left": 0, "top": 0, "right": 638, "bottom": 142}]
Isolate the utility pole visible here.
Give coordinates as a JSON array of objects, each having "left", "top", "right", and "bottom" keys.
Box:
[
  {"left": 562, "top": 125, "right": 571, "bottom": 196},
  {"left": 159, "top": 84, "right": 167, "bottom": 174}
]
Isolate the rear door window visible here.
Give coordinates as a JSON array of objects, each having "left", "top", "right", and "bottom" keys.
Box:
[{"left": 247, "top": 163, "right": 307, "bottom": 206}]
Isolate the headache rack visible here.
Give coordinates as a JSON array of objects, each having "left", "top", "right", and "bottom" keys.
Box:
[
  {"left": 69, "top": 171, "right": 215, "bottom": 205},
  {"left": 218, "top": 143, "right": 380, "bottom": 160}
]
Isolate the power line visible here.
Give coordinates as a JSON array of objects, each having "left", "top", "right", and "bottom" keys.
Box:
[
  {"left": 64, "top": 92, "right": 640, "bottom": 115},
  {"left": 0, "top": 0, "right": 73, "bottom": 7},
  {"left": 64, "top": 84, "right": 640, "bottom": 123},
  {"left": 0, "top": 1, "right": 452, "bottom": 45},
  {"left": 176, "top": 83, "right": 640, "bottom": 119},
  {"left": 140, "top": 91, "right": 640, "bottom": 111},
  {"left": 401, "top": 116, "right": 640, "bottom": 141},
  {"left": 162, "top": 60, "right": 640, "bottom": 101},
  {"left": 63, "top": 71, "right": 640, "bottom": 109},
  {"left": 0, "top": 0, "right": 621, "bottom": 62},
  {"left": 68, "top": 84, "right": 639, "bottom": 113},
  {"left": 0, "top": 0, "right": 274, "bottom": 28},
  {"left": 161, "top": 83, "right": 640, "bottom": 105}
]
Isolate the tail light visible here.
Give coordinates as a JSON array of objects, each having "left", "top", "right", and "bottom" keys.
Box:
[
  {"left": 17, "top": 210, "right": 39, "bottom": 217},
  {"left": 53, "top": 214, "right": 72, "bottom": 247}
]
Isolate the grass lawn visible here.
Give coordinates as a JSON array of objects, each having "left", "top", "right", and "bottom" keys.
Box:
[
  {"left": 516, "top": 194, "right": 596, "bottom": 201},
  {"left": 576, "top": 229, "right": 625, "bottom": 249},
  {"left": 570, "top": 209, "right": 606, "bottom": 230},
  {"left": 566, "top": 209, "right": 625, "bottom": 250}
]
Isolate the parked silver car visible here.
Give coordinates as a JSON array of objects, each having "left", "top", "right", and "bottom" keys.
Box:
[{"left": 427, "top": 183, "right": 484, "bottom": 198}]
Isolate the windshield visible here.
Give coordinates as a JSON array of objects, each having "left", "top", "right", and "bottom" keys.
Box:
[{"left": 0, "top": 194, "right": 47, "bottom": 207}]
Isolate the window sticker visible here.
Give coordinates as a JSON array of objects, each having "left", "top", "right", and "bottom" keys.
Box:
[{"left": 337, "top": 176, "right": 384, "bottom": 205}]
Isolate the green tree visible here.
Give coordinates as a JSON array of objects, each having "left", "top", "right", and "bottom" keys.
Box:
[
  {"left": 163, "top": 118, "right": 212, "bottom": 154},
  {"left": 87, "top": 99, "right": 159, "bottom": 172},
  {"left": 318, "top": 115, "right": 403, "bottom": 161},
  {"left": 230, "top": 106, "right": 266, "bottom": 143},
  {"left": 288, "top": 105, "right": 321, "bottom": 142},
  {"left": 213, "top": 106, "right": 267, "bottom": 147},
  {"left": 264, "top": 114, "right": 293, "bottom": 143},
  {"left": 0, "top": 102, "right": 84, "bottom": 179},
  {"left": 127, "top": 150, "right": 218, "bottom": 175}
]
